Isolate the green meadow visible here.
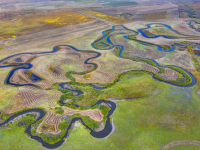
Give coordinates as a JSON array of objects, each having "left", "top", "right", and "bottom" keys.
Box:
[{"left": 1, "top": 71, "right": 200, "bottom": 149}]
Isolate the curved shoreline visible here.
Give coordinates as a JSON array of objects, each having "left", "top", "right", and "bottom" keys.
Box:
[
  {"left": 137, "top": 23, "right": 189, "bottom": 39},
  {"left": 0, "top": 45, "right": 101, "bottom": 87},
  {"left": 161, "top": 140, "right": 200, "bottom": 150},
  {"left": 30, "top": 100, "right": 116, "bottom": 149},
  {"left": 92, "top": 25, "right": 197, "bottom": 87},
  {"left": 0, "top": 100, "right": 116, "bottom": 149},
  {"left": 186, "top": 20, "right": 200, "bottom": 32},
  {"left": 0, "top": 23, "right": 198, "bottom": 148},
  {"left": 181, "top": 9, "right": 200, "bottom": 32}
]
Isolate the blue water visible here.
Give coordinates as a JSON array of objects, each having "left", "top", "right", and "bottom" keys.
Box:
[
  {"left": 180, "top": 9, "right": 200, "bottom": 18},
  {"left": 15, "top": 58, "right": 21, "bottom": 62},
  {"left": 0, "top": 100, "right": 116, "bottom": 149},
  {"left": 123, "top": 35, "right": 195, "bottom": 52},
  {"left": 92, "top": 25, "right": 138, "bottom": 50},
  {"left": 30, "top": 73, "right": 43, "bottom": 82},
  {"left": 100, "top": 42, "right": 109, "bottom": 46},
  {"left": 0, "top": 45, "right": 115, "bottom": 147},
  {"left": 137, "top": 23, "right": 187, "bottom": 39},
  {"left": 0, "top": 45, "right": 101, "bottom": 87},
  {"left": 92, "top": 24, "right": 197, "bottom": 87},
  {"left": 194, "top": 52, "right": 200, "bottom": 56},
  {"left": 186, "top": 20, "right": 200, "bottom": 33},
  {"left": 90, "top": 84, "right": 104, "bottom": 90},
  {"left": 24, "top": 71, "right": 43, "bottom": 82},
  {"left": 0, "top": 22, "right": 198, "bottom": 148},
  {"left": 59, "top": 82, "right": 83, "bottom": 95},
  {"left": 182, "top": 9, "right": 200, "bottom": 32},
  {"left": 94, "top": 24, "right": 199, "bottom": 53}
]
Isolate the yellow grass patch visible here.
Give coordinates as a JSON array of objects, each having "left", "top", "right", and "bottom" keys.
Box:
[
  {"left": 82, "top": 10, "right": 128, "bottom": 23},
  {"left": 83, "top": 74, "right": 91, "bottom": 79},
  {"left": 0, "top": 11, "right": 95, "bottom": 40},
  {"left": 4, "top": 41, "right": 13, "bottom": 45}
]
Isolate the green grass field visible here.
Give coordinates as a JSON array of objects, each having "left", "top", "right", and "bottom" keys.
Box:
[
  {"left": 0, "top": 6, "right": 200, "bottom": 149},
  {"left": 1, "top": 71, "right": 200, "bottom": 149}
]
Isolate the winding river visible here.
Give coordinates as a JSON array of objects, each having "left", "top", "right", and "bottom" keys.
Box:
[
  {"left": 0, "top": 45, "right": 101, "bottom": 87},
  {"left": 0, "top": 100, "right": 116, "bottom": 149},
  {"left": 92, "top": 24, "right": 197, "bottom": 87},
  {"left": 186, "top": 20, "right": 200, "bottom": 32},
  {"left": 137, "top": 23, "right": 188, "bottom": 39},
  {"left": 0, "top": 44, "right": 117, "bottom": 148},
  {"left": 29, "top": 100, "right": 116, "bottom": 149},
  {"left": 0, "top": 23, "right": 198, "bottom": 148},
  {"left": 181, "top": 9, "right": 200, "bottom": 32}
]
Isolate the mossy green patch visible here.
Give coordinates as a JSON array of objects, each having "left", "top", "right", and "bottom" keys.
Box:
[{"left": 55, "top": 107, "right": 64, "bottom": 114}]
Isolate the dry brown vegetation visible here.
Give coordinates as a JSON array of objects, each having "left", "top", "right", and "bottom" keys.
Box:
[
  {"left": 179, "top": 1, "right": 200, "bottom": 11},
  {"left": 2, "top": 46, "right": 97, "bottom": 89},
  {"left": 143, "top": 64, "right": 178, "bottom": 80},
  {"left": 82, "top": 10, "right": 128, "bottom": 23},
  {"left": 0, "top": 45, "right": 99, "bottom": 113},
  {"left": 73, "top": 51, "right": 143, "bottom": 83},
  {"left": 0, "top": 9, "right": 95, "bottom": 40},
  {"left": 161, "top": 140, "right": 200, "bottom": 150},
  {"left": 144, "top": 11, "right": 167, "bottom": 20},
  {"left": 63, "top": 107, "right": 103, "bottom": 122},
  {"left": 19, "top": 86, "right": 61, "bottom": 108},
  {"left": 37, "top": 107, "right": 103, "bottom": 134}
]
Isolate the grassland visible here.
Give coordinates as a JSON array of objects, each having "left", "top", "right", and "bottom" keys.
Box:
[
  {"left": 73, "top": 52, "right": 143, "bottom": 83},
  {"left": 170, "top": 145, "right": 200, "bottom": 150},
  {"left": 100, "top": 72, "right": 162, "bottom": 100},
  {"left": 0, "top": 67, "right": 24, "bottom": 114},
  {"left": 141, "top": 24, "right": 187, "bottom": 38},
  {"left": 0, "top": 10, "right": 95, "bottom": 40},
  {"left": 82, "top": 10, "right": 128, "bottom": 23},
  {"left": 0, "top": 128, "right": 44, "bottom": 150},
  {"left": 90, "top": 26, "right": 194, "bottom": 86},
  {"left": 0, "top": 5, "right": 199, "bottom": 149},
  {"left": 1, "top": 74, "right": 200, "bottom": 149},
  {"left": 57, "top": 81, "right": 200, "bottom": 150}
]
